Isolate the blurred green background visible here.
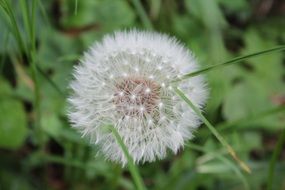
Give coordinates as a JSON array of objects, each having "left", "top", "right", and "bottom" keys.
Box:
[{"left": 0, "top": 0, "right": 285, "bottom": 189}]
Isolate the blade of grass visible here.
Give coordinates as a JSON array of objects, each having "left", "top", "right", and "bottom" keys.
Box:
[
  {"left": 196, "top": 146, "right": 246, "bottom": 164},
  {"left": 37, "top": 0, "right": 51, "bottom": 27},
  {"left": 10, "top": 54, "right": 35, "bottom": 91},
  {"left": 35, "top": 53, "right": 80, "bottom": 98},
  {"left": 267, "top": 129, "right": 285, "bottom": 190},
  {"left": 19, "top": 0, "right": 32, "bottom": 43},
  {"left": 0, "top": 31, "right": 9, "bottom": 74},
  {"left": 2, "top": 0, "right": 63, "bottom": 105},
  {"left": 2, "top": 0, "right": 43, "bottom": 147},
  {"left": 107, "top": 125, "right": 146, "bottom": 190},
  {"left": 197, "top": 105, "right": 285, "bottom": 138},
  {"left": 131, "top": 0, "right": 153, "bottom": 30},
  {"left": 43, "top": 154, "right": 97, "bottom": 170},
  {"left": 38, "top": 53, "right": 80, "bottom": 97},
  {"left": 28, "top": 0, "right": 44, "bottom": 148},
  {"left": 35, "top": 0, "right": 65, "bottom": 98},
  {"left": 36, "top": 65, "right": 65, "bottom": 97},
  {"left": 57, "top": 54, "right": 80, "bottom": 62},
  {"left": 74, "top": 0, "right": 78, "bottom": 15},
  {"left": 0, "top": 0, "right": 27, "bottom": 55},
  {"left": 172, "top": 45, "right": 285, "bottom": 83},
  {"left": 186, "top": 143, "right": 249, "bottom": 190},
  {"left": 174, "top": 87, "right": 251, "bottom": 173},
  {"left": 217, "top": 105, "right": 285, "bottom": 131},
  {"left": 30, "top": 0, "right": 37, "bottom": 52}
]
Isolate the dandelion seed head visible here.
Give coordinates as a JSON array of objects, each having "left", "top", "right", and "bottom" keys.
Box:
[{"left": 68, "top": 30, "right": 208, "bottom": 165}]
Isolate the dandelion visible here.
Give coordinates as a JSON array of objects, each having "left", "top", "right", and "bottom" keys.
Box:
[{"left": 68, "top": 30, "right": 208, "bottom": 165}]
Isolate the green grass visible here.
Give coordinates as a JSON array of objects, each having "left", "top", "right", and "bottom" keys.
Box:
[
  {"left": 0, "top": 0, "right": 285, "bottom": 189},
  {"left": 0, "top": 0, "right": 43, "bottom": 147}
]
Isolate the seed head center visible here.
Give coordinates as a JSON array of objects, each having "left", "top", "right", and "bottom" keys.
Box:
[{"left": 113, "top": 76, "right": 160, "bottom": 116}]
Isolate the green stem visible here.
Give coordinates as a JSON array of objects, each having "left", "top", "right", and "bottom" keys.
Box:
[
  {"left": 174, "top": 87, "right": 251, "bottom": 173},
  {"left": 267, "top": 129, "right": 285, "bottom": 190},
  {"left": 131, "top": 0, "right": 153, "bottom": 30},
  {"left": 172, "top": 45, "right": 285, "bottom": 83},
  {"left": 108, "top": 125, "right": 146, "bottom": 190}
]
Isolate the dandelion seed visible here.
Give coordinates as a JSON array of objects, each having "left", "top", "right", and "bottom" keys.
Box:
[
  {"left": 145, "top": 88, "right": 151, "bottom": 93},
  {"left": 68, "top": 30, "right": 208, "bottom": 165}
]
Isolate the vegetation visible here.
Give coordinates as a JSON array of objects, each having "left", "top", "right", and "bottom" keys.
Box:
[{"left": 0, "top": 0, "right": 284, "bottom": 189}]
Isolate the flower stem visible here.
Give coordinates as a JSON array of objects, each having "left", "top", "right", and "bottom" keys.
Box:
[
  {"left": 108, "top": 125, "right": 146, "bottom": 190},
  {"left": 174, "top": 87, "right": 251, "bottom": 174}
]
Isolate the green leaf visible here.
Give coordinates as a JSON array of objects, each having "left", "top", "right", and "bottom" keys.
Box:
[
  {"left": 0, "top": 79, "right": 27, "bottom": 149},
  {"left": 223, "top": 80, "right": 267, "bottom": 120},
  {"left": 218, "top": 0, "right": 249, "bottom": 12},
  {"left": 242, "top": 29, "right": 284, "bottom": 85},
  {"left": 41, "top": 113, "right": 62, "bottom": 137},
  {"left": 185, "top": 0, "right": 227, "bottom": 29},
  {"left": 223, "top": 78, "right": 284, "bottom": 129},
  {"left": 222, "top": 29, "right": 285, "bottom": 129}
]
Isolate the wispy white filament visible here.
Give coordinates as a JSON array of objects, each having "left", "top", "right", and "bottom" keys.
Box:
[{"left": 68, "top": 30, "right": 208, "bottom": 165}]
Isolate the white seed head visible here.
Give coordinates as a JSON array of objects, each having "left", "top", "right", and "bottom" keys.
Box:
[{"left": 68, "top": 30, "right": 208, "bottom": 166}]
